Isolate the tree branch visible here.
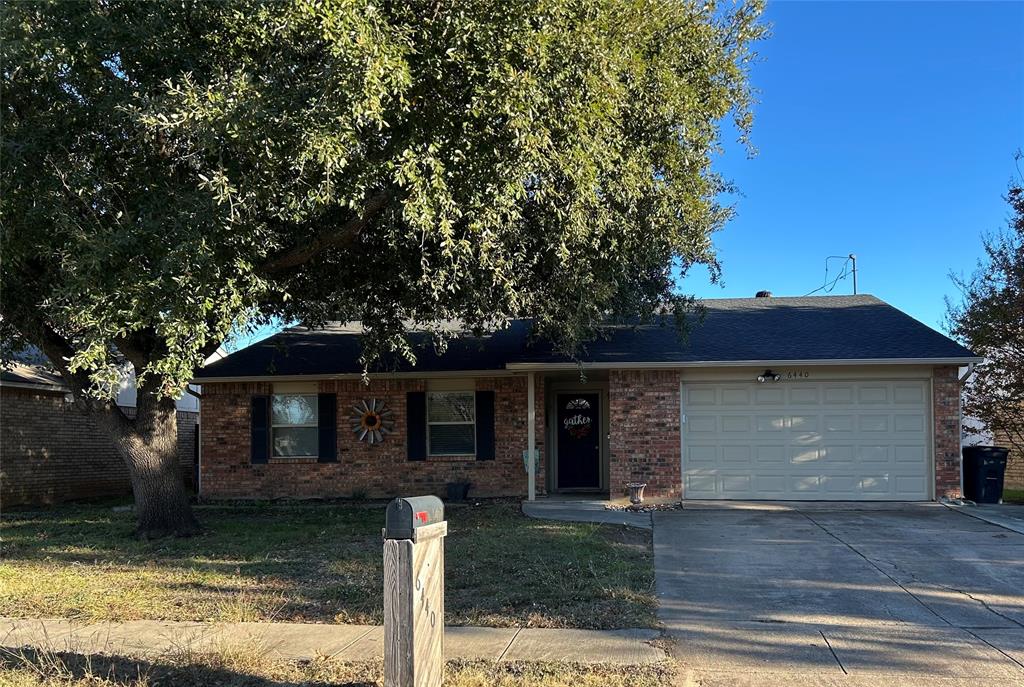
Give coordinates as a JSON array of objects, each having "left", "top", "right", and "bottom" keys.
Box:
[{"left": 259, "top": 190, "right": 392, "bottom": 274}]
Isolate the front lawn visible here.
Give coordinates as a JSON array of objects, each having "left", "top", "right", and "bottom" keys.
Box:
[
  {"left": 1002, "top": 487, "right": 1024, "bottom": 504},
  {"left": 0, "top": 501, "right": 655, "bottom": 630},
  {"left": 0, "top": 648, "right": 676, "bottom": 687}
]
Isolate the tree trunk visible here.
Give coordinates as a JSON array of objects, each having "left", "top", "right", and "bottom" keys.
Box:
[{"left": 101, "top": 388, "right": 201, "bottom": 538}]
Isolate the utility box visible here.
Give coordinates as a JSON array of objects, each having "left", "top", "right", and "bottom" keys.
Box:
[{"left": 383, "top": 496, "right": 447, "bottom": 687}]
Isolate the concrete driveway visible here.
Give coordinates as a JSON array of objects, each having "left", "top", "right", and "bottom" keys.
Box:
[{"left": 654, "top": 503, "right": 1024, "bottom": 686}]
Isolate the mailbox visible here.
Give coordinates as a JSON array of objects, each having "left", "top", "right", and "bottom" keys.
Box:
[
  {"left": 384, "top": 495, "right": 444, "bottom": 541},
  {"left": 383, "top": 495, "right": 447, "bottom": 687}
]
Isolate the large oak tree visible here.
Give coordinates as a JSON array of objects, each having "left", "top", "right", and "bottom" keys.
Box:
[{"left": 1, "top": 0, "right": 765, "bottom": 537}]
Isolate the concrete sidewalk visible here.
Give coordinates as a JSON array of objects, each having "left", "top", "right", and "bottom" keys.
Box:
[
  {"left": 0, "top": 617, "right": 665, "bottom": 665},
  {"left": 945, "top": 502, "right": 1024, "bottom": 536},
  {"left": 522, "top": 498, "right": 653, "bottom": 529}
]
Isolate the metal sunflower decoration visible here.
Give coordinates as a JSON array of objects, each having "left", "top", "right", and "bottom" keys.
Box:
[{"left": 351, "top": 399, "right": 394, "bottom": 445}]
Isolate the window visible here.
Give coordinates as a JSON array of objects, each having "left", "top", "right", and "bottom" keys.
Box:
[
  {"left": 271, "top": 394, "right": 318, "bottom": 457},
  {"left": 427, "top": 391, "right": 475, "bottom": 456}
]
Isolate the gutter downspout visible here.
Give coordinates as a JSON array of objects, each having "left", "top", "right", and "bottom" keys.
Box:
[{"left": 959, "top": 362, "right": 976, "bottom": 383}]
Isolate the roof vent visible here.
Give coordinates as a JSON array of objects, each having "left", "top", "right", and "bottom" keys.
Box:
[{"left": 755, "top": 290, "right": 772, "bottom": 298}]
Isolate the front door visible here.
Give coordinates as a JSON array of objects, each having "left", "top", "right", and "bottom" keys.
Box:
[{"left": 557, "top": 393, "right": 601, "bottom": 490}]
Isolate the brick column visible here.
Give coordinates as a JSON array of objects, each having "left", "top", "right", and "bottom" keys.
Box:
[
  {"left": 608, "top": 370, "right": 681, "bottom": 500},
  {"left": 932, "top": 365, "right": 962, "bottom": 499}
]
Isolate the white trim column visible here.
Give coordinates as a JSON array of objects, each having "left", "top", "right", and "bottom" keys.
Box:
[{"left": 527, "top": 371, "right": 536, "bottom": 501}]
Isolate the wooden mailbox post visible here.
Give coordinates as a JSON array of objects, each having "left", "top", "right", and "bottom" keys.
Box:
[{"left": 383, "top": 496, "right": 447, "bottom": 687}]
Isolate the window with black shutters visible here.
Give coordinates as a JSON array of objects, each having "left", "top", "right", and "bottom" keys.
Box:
[
  {"left": 271, "top": 394, "right": 318, "bottom": 457},
  {"left": 426, "top": 391, "right": 476, "bottom": 456}
]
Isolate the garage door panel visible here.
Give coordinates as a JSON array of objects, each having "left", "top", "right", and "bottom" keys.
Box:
[
  {"left": 684, "top": 473, "right": 717, "bottom": 496},
  {"left": 822, "top": 444, "right": 855, "bottom": 465},
  {"left": 858, "top": 386, "right": 889, "bottom": 403},
  {"left": 756, "top": 415, "right": 786, "bottom": 432},
  {"left": 860, "top": 445, "right": 890, "bottom": 463},
  {"left": 687, "top": 415, "right": 717, "bottom": 433},
  {"left": 859, "top": 475, "right": 891, "bottom": 494},
  {"left": 790, "top": 447, "right": 821, "bottom": 464},
  {"left": 754, "top": 474, "right": 787, "bottom": 494},
  {"left": 895, "top": 475, "right": 927, "bottom": 496},
  {"left": 894, "top": 384, "right": 925, "bottom": 404},
  {"left": 859, "top": 415, "right": 889, "bottom": 432},
  {"left": 756, "top": 445, "right": 786, "bottom": 464},
  {"left": 793, "top": 431, "right": 823, "bottom": 445},
  {"left": 894, "top": 414, "right": 925, "bottom": 433},
  {"left": 721, "top": 388, "right": 751, "bottom": 405},
  {"left": 894, "top": 445, "right": 926, "bottom": 463},
  {"left": 791, "top": 475, "right": 823, "bottom": 493},
  {"left": 823, "top": 474, "right": 860, "bottom": 494},
  {"left": 721, "top": 474, "right": 752, "bottom": 494},
  {"left": 722, "top": 416, "right": 751, "bottom": 433},
  {"left": 754, "top": 387, "right": 786, "bottom": 404},
  {"left": 687, "top": 387, "right": 717, "bottom": 406},
  {"left": 790, "top": 415, "right": 818, "bottom": 431},
  {"left": 687, "top": 445, "right": 718, "bottom": 465},
  {"left": 788, "top": 387, "right": 819, "bottom": 404},
  {"left": 824, "top": 386, "right": 855, "bottom": 404},
  {"left": 825, "top": 415, "right": 855, "bottom": 432},
  {"left": 722, "top": 445, "right": 752, "bottom": 464},
  {"left": 683, "top": 380, "right": 929, "bottom": 501}
]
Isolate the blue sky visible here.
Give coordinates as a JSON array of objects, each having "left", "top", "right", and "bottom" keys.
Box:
[{"left": 681, "top": 0, "right": 1024, "bottom": 331}]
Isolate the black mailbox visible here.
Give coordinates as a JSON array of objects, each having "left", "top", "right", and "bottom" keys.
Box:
[{"left": 384, "top": 495, "right": 445, "bottom": 540}]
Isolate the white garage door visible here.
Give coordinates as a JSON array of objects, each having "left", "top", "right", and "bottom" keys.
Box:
[{"left": 682, "top": 380, "right": 930, "bottom": 500}]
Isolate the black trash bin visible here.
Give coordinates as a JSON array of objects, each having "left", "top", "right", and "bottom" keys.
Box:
[{"left": 962, "top": 446, "right": 1010, "bottom": 504}]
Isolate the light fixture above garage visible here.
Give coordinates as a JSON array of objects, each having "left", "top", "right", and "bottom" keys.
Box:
[{"left": 757, "top": 369, "right": 781, "bottom": 383}]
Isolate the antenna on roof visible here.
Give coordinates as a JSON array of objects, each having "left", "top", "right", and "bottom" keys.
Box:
[{"left": 803, "top": 254, "right": 857, "bottom": 296}]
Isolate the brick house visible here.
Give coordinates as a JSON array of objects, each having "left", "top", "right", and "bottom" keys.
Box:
[
  {"left": 1, "top": 363, "right": 199, "bottom": 507},
  {"left": 194, "top": 295, "right": 979, "bottom": 503},
  {"left": 993, "top": 427, "right": 1022, "bottom": 489}
]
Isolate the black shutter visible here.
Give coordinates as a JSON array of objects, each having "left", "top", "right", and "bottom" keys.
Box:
[
  {"left": 317, "top": 393, "right": 337, "bottom": 462},
  {"left": 406, "top": 391, "right": 427, "bottom": 461},
  {"left": 475, "top": 390, "right": 495, "bottom": 461},
  {"left": 250, "top": 395, "right": 270, "bottom": 464}
]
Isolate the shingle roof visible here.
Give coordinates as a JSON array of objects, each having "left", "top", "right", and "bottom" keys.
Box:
[
  {"left": 195, "top": 295, "right": 978, "bottom": 379},
  {"left": 1, "top": 362, "right": 66, "bottom": 389}
]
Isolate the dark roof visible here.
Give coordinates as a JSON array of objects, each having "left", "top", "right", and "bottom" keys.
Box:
[{"left": 195, "top": 295, "right": 978, "bottom": 379}]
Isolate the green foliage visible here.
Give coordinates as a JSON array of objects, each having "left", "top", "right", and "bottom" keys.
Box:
[
  {"left": 947, "top": 167, "right": 1024, "bottom": 455},
  {"left": 2, "top": 0, "right": 765, "bottom": 398}
]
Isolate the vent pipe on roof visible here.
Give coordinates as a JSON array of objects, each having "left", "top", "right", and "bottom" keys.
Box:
[{"left": 755, "top": 290, "right": 772, "bottom": 298}]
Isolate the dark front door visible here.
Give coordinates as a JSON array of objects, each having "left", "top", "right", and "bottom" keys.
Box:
[{"left": 557, "top": 393, "right": 601, "bottom": 490}]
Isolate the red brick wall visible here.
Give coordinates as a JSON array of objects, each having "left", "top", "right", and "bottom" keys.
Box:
[
  {"left": 1, "top": 387, "right": 198, "bottom": 507},
  {"left": 199, "top": 376, "right": 545, "bottom": 500},
  {"left": 608, "top": 370, "right": 681, "bottom": 500},
  {"left": 933, "top": 365, "right": 962, "bottom": 499}
]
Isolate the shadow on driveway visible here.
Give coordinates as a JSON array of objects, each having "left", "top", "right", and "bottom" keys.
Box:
[{"left": 654, "top": 502, "right": 1024, "bottom": 684}]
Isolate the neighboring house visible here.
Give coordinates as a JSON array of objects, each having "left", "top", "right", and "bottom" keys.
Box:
[
  {"left": 193, "top": 295, "right": 979, "bottom": 503},
  {"left": 1, "top": 362, "right": 199, "bottom": 507},
  {"left": 960, "top": 370, "right": 1023, "bottom": 490}
]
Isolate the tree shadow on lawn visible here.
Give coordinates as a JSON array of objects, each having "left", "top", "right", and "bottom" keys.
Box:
[
  {"left": 2, "top": 502, "right": 657, "bottom": 629},
  {"left": 1, "top": 648, "right": 677, "bottom": 687},
  {"left": 1, "top": 647, "right": 379, "bottom": 687}
]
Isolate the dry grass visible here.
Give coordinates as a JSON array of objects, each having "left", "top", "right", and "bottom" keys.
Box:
[
  {"left": 0, "top": 643, "right": 676, "bottom": 687},
  {"left": 1, "top": 501, "right": 656, "bottom": 629}
]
